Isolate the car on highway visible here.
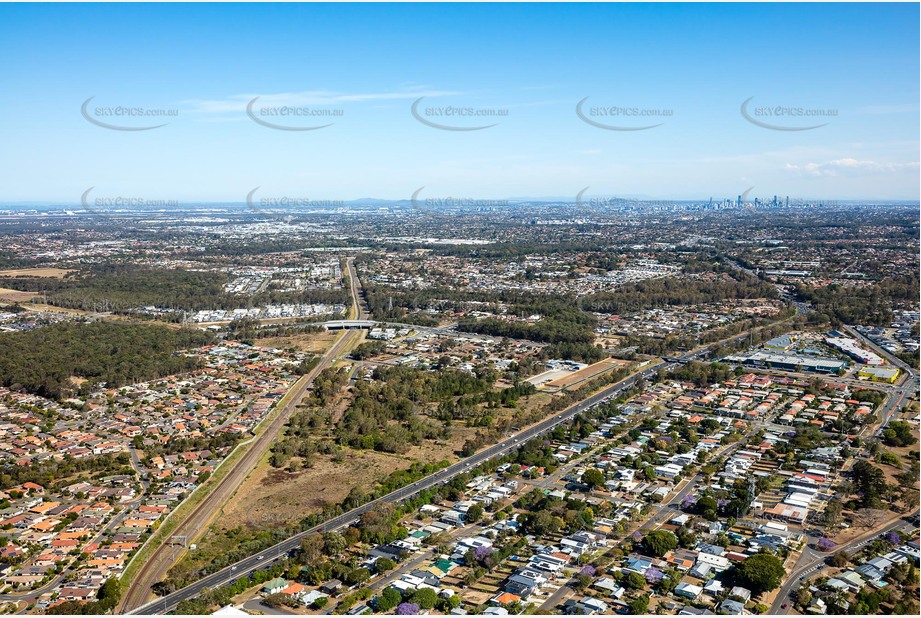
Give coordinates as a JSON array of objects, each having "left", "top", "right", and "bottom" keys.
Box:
[{"left": 781, "top": 604, "right": 787, "bottom": 609}]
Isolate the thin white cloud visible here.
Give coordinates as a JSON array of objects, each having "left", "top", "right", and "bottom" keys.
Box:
[
  {"left": 785, "top": 158, "right": 920, "bottom": 176},
  {"left": 183, "top": 88, "right": 463, "bottom": 114},
  {"left": 858, "top": 103, "right": 919, "bottom": 115},
  {"left": 509, "top": 98, "right": 574, "bottom": 109},
  {"left": 520, "top": 84, "right": 562, "bottom": 91}
]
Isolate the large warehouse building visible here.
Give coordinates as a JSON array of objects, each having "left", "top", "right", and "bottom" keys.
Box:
[{"left": 722, "top": 350, "right": 847, "bottom": 374}]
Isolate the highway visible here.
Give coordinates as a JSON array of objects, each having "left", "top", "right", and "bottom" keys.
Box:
[
  {"left": 839, "top": 324, "right": 918, "bottom": 433},
  {"left": 126, "top": 280, "right": 899, "bottom": 614},
  {"left": 841, "top": 324, "right": 915, "bottom": 375},
  {"left": 121, "top": 259, "right": 368, "bottom": 612},
  {"left": 128, "top": 359, "right": 666, "bottom": 614},
  {"left": 344, "top": 258, "right": 370, "bottom": 321}
]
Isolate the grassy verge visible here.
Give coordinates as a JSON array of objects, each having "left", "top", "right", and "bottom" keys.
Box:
[{"left": 120, "top": 372, "right": 310, "bottom": 588}]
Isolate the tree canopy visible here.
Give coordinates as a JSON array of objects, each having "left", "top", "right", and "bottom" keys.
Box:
[
  {"left": 643, "top": 530, "right": 679, "bottom": 557},
  {"left": 733, "top": 554, "right": 785, "bottom": 594},
  {"left": 0, "top": 321, "right": 212, "bottom": 398}
]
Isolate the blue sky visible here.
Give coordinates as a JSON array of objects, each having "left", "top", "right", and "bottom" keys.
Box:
[{"left": 0, "top": 2, "right": 918, "bottom": 203}]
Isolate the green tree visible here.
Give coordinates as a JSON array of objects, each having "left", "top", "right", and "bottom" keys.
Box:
[
  {"left": 629, "top": 595, "right": 650, "bottom": 614},
  {"left": 375, "top": 558, "right": 396, "bottom": 573},
  {"left": 345, "top": 568, "right": 371, "bottom": 586},
  {"left": 263, "top": 594, "right": 297, "bottom": 608},
  {"left": 676, "top": 527, "right": 697, "bottom": 549},
  {"left": 376, "top": 588, "right": 402, "bottom": 613},
  {"left": 465, "top": 503, "right": 484, "bottom": 524},
  {"left": 822, "top": 501, "right": 842, "bottom": 529},
  {"left": 437, "top": 595, "right": 461, "bottom": 612},
  {"left": 300, "top": 533, "right": 325, "bottom": 566},
  {"left": 519, "top": 509, "right": 563, "bottom": 536},
  {"left": 795, "top": 587, "right": 813, "bottom": 609},
  {"left": 697, "top": 495, "right": 719, "bottom": 521},
  {"left": 573, "top": 573, "right": 593, "bottom": 590},
  {"left": 96, "top": 577, "right": 122, "bottom": 611},
  {"left": 643, "top": 530, "right": 678, "bottom": 557},
  {"left": 623, "top": 571, "right": 647, "bottom": 590},
  {"left": 410, "top": 587, "right": 439, "bottom": 610},
  {"left": 883, "top": 421, "right": 916, "bottom": 447},
  {"left": 323, "top": 531, "right": 348, "bottom": 557},
  {"left": 581, "top": 468, "right": 606, "bottom": 489},
  {"left": 852, "top": 460, "right": 889, "bottom": 509},
  {"left": 733, "top": 554, "right": 786, "bottom": 594}
]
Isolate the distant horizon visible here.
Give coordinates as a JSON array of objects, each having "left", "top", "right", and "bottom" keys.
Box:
[{"left": 1, "top": 195, "right": 918, "bottom": 210}]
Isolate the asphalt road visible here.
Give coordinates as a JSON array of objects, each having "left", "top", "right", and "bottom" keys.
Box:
[
  {"left": 535, "top": 425, "right": 755, "bottom": 613},
  {"left": 840, "top": 324, "right": 915, "bottom": 376},
  {"left": 769, "top": 510, "right": 919, "bottom": 614},
  {"left": 121, "top": 261, "right": 368, "bottom": 612},
  {"left": 0, "top": 495, "right": 145, "bottom": 603},
  {"left": 839, "top": 324, "right": 918, "bottom": 433},
  {"left": 128, "top": 360, "right": 665, "bottom": 614},
  {"left": 126, "top": 282, "right": 819, "bottom": 613},
  {"left": 344, "top": 258, "right": 369, "bottom": 321}
]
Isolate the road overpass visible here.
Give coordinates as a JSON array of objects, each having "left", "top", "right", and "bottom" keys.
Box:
[
  {"left": 121, "top": 256, "right": 370, "bottom": 612},
  {"left": 322, "top": 319, "right": 376, "bottom": 330},
  {"left": 127, "top": 360, "right": 663, "bottom": 614}
]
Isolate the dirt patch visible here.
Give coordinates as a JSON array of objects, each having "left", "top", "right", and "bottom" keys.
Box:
[
  {"left": 0, "top": 288, "right": 35, "bottom": 302},
  {"left": 0, "top": 268, "right": 73, "bottom": 278},
  {"left": 263, "top": 468, "right": 300, "bottom": 487},
  {"left": 543, "top": 358, "right": 633, "bottom": 391},
  {"left": 460, "top": 589, "right": 493, "bottom": 605},
  {"left": 403, "top": 433, "right": 468, "bottom": 462},
  {"left": 259, "top": 331, "right": 340, "bottom": 354},
  {"left": 219, "top": 449, "right": 430, "bottom": 532},
  {"left": 516, "top": 391, "right": 554, "bottom": 415},
  {"left": 829, "top": 523, "right": 871, "bottom": 546},
  {"left": 19, "top": 303, "right": 89, "bottom": 315}
]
